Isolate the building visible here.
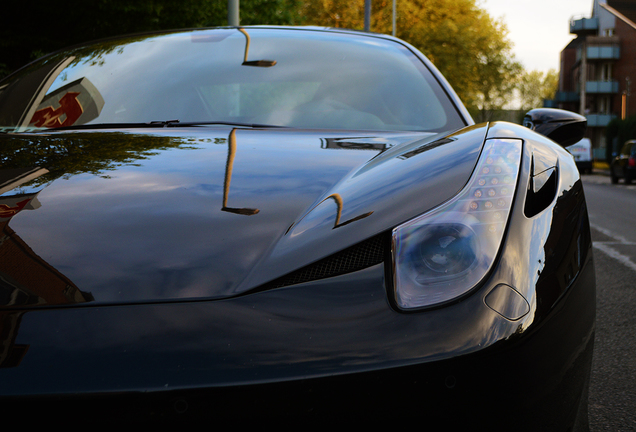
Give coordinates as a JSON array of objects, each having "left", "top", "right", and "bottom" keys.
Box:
[{"left": 547, "top": 0, "right": 636, "bottom": 159}]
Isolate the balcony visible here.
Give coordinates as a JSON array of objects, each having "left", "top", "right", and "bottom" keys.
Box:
[
  {"left": 554, "top": 91, "right": 580, "bottom": 102},
  {"left": 586, "top": 81, "right": 619, "bottom": 94},
  {"left": 570, "top": 17, "right": 598, "bottom": 34},
  {"left": 586, "top": 36, "right": 621, "bottom": 60},
  {"left": 586, "top": 113, "right": 617, "bottom": 127},
  {"left": 543, "top": 91, "right": 580, "bottom": 108},
  {"left": 587, "top": 45, "right": 620, "bottom": 60}
]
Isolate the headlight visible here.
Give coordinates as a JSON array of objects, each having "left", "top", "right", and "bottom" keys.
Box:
[{"left": 392, "top": 138, "right": 522, "bottom": 310}]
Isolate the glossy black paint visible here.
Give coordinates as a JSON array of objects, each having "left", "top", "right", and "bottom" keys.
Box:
[
  {"left": 0, "top": 126, "right": 483, "bottom": 306},
  {"left": 0, "top": 123, "right": 595, "bottom": 428},
  {"left": 0, "top": 28, "right": 595, "bottom": 430},
  {"left": 523, "top": 108, "right": 587, "bottom": 147}
]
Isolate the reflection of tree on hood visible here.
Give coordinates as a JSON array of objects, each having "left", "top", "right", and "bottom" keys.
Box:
[{"left": 0, "top": 132, "right": 200, "bottom": 188}]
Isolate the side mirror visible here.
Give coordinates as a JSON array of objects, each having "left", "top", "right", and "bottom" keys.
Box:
[{"left": 523, "top": 108, "right": 587, "bottom": 147}]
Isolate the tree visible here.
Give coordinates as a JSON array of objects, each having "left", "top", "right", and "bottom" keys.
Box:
[
  {"left": 468, "top": 18, "right": 523, "bottom": 122},
  {"left": 298, "top": 0, "right": 522, "bottom": 118},
  {"left": 518, "top": 69, "right": 559, "bottom": 112},
  {"left": 2, "top": 0, "right": 522, "bottom": 120},
  {"left": 0, "top": 0, "right": 303, "bottom": 79}
]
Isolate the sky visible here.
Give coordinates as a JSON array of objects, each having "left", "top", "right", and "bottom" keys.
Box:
[{"left": 482, "top": 0, "right": 595, "bottom": 72}]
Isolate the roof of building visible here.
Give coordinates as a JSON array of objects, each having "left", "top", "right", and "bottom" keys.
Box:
[
  {"left": 564, "top": 37, "right": 582, "bottom": 50},
  {"left": 606, "top": 0, "right": 636, "bottom": 26}
]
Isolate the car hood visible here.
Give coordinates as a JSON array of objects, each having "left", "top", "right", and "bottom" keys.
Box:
[{"left": 0, "top": 125, "right": 485, "bottom": 307}]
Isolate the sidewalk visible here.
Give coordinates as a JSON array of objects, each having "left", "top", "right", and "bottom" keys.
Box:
[{"left": 592, "top": 160, "right": 610, "bottom": 176}]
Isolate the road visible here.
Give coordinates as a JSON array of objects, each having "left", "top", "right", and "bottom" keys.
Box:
[{"left": 581, "top": 174, "right": 636, "bottom": 431}]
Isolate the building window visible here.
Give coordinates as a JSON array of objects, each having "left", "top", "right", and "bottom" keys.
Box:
[
  {"left": 599, "top": 96, "right": 611, "bottom": 114},
  {"left": 601, "top": 63, "right": 613, "bottom": 81}
]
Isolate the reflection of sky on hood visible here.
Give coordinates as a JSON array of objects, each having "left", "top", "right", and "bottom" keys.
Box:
[
  {"left": 9, "top": 129, "right": 384, "bottom": 303},
  {"left": 241, "top": 127, "right": 485, "bottom": 289}
]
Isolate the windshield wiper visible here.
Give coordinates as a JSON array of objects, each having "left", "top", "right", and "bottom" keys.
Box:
[
  {"left": 177, "top": 121, "right": 287, "bottom": 128},
  {"left": 148, "top": 119, "right": 181, "bottom": 126}
]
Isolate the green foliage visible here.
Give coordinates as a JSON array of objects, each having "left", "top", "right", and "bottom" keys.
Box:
[
  {"left": 466, "top": 108, "right": 526, "bottom": 124},
  {"left": 297, "top": 0, "right": 522, "bottom": 119},
  {"left": 1, "top": 0, "right": 527, "bottom": 123},
  {"left": 232, "top": 0, "right": 306, "bottom": 26},
  {"left": 0, "top": 0, "right": 302, "bottom": 78},
  {"left": 518, "top": 69, "right": 559, "bottom": 112}
]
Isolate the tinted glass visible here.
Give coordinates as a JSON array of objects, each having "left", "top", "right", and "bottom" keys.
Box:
[
  {"left": 620, "top": 141, "right": 636, "bottom": 156},
  {"left": 0, "top": 28, "right": 464, "bottom": 132}
]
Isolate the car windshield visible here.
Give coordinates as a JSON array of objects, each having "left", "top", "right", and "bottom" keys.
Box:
[{"left": 0, "top": 28, "right": 464, "bottom": 133}]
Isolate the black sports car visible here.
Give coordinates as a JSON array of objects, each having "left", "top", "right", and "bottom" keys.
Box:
[{"left": 0, "top": 27, "right": 595, "bottom": 429}]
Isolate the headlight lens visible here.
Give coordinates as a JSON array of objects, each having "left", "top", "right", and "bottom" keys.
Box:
[{"left": 392, "top": 138, "right": 522, "bottom": 310}]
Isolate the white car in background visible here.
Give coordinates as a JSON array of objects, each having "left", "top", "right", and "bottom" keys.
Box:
[{"left": 566, "top": 138, "right": 593, "bottom": 174}]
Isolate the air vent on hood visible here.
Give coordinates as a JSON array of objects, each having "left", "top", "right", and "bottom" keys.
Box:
[{"left": 254, "top": 234, "right": 386, "bottom": 292}]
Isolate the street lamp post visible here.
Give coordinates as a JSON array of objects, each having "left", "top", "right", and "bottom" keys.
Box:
[
  {"left": 228, "top": 0, "right": 239, "bottom": 26},
  {"left": 364, "top": 0, "right": 371, "bottom": 32},
  {"left": 393, "top": 0, "right": 396, "bottom": 36}
]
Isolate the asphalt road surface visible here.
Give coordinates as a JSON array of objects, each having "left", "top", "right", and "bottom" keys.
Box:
[{"left": 581, "top": 173, "right": 636, "bottom": 431}]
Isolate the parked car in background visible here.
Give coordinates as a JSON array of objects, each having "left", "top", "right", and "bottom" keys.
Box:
[
  {"left": 566, "top": 137, "right": 593, "bottom": 174},
  {"left": 611, "top": 139, "right": 636, "bottom": 184},
  {"left": 0, "top": 27, "right": 595, "bottom": 429}
]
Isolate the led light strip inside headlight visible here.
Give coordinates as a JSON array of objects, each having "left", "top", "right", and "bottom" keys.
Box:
[{"left": 392, "top": 138, "right": 522, "bottom": 310}]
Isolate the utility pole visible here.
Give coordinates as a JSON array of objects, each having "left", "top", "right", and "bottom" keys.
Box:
[
  {"left": 364, "top": 0, "right": 371, "bottom": 32},
  {"left": 393, "top": 0, "right": 396, "bottom": 36},
  {"left": 228, "top": 0, "right": 239, "bottom": 26},
  {"left": 579, "top": 44, "right": 587, "bottom": 116}
]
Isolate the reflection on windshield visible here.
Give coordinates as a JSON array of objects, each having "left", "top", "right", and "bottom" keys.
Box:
[
  {"left": 0, "top": 57, "right": 75, "bottom": 132},
  {"left": 0, "top": 28, "right": 463, "bottom": 133},
  {"left": 238, "top": 28, "right": 277, "bottom": 67},
  {"left": 28, "top": 77, "right": 104, "bottom": 130}
]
